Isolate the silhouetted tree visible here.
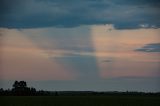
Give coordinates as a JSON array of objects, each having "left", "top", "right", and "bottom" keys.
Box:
[
  {"left": 0, "top": 88, "right": 4, "bottom": 95},
  {"left": 30, "top": 87, "right": 36, "bottom": 95},
  {"left": 11, "top": 81, "right": 35, "bottom": 95},
  {"left": 13, "top": 81, "right": 18, "bottom": 89},
  {"left": 13, "top": 81, "right": 27, "bottom": 89},
  {"left": 0, "top": 88, "right": 3, "bottom": 92},
  {"left": 55, "top": 91, "right": 58, "bottom": 96}
]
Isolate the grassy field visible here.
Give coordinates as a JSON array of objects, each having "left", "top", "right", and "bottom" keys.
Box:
[{"left": 1, "top": 95, "right": 160, "bottom": 106}]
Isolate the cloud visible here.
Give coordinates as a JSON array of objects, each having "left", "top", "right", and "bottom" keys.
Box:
[
  {"left": 102, "top": 60, "right": 113, "bottom": 63},
  {"left": 102, "top": 57, "right": 114, "bottom": 63},
  {"left": 0, "top": 0, "right": 160, "bottom": 29},
  {"left": 135, "top": 43, "right": 160, "bottom": 52}
]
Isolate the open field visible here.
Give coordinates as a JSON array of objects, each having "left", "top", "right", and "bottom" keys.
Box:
[{"left": 1, "top": 95, "right": 160, "bottom": 106}]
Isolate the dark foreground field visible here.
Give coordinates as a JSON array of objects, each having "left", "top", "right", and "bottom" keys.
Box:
[{"left": 1, "top": 95, "right": 160, "bottom": 106}]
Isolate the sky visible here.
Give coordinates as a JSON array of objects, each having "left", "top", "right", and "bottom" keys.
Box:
[{"left": 0, "top": 0, "right": 160, "bottom": 92}]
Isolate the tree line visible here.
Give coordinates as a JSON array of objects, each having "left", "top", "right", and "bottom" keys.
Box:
[
  {"left": 0, "top": 81, "right": 58, "bottom": 96},
  {"left": 0, "top": 81, "right": 160, "bottom": 96}
]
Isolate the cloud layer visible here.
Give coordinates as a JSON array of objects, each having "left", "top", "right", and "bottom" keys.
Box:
[
  {"left": 0, "top": 0, "right": 160, "bottom": 29},
  {"left": 135, "top": 43, "right": 160, "bottom": 52}
]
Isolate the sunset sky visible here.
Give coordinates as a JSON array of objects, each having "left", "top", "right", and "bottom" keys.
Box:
[{"left": 0, "top": 0, "right": 160, "bottom": 92}]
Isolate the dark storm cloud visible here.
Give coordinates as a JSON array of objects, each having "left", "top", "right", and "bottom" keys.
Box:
[
  {"left": 135, "top": 43, "right": 160, "bottom": 52},
  {"left": 0, "top": 0, "right": 160, "bottom": 29}
]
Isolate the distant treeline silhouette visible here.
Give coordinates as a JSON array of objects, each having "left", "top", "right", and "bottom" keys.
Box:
[
  {"left": 0, "top": 81, "right": 160, "bottom": 96},
  {"left": 0, "top": 81, "right": 58, "bottom": 96}
]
